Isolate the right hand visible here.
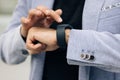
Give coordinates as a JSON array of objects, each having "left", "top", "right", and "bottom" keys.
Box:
[
  {"left": 26, "top": 27, "right": 59, "bottom": 54},
  {"left": 20, "top": 6, "right": 63, "bottom": 38}
]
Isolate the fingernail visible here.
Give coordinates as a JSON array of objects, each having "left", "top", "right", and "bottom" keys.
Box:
[
  {"left": 58, "top": 18, "right": 63, "bottom": 22},
  {"left": 45, "top": 10, "right": 49, "bottom": 15}
]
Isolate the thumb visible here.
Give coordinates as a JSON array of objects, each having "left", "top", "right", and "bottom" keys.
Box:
[
  {"left": 44, "top": 9, "right": 63, "bottom": 27},
  {"left": 21, "top": 17, "right": 32, "bottom": 37},
  {"left": 21, "top": 17, "right": 28, "bottom": 27}
]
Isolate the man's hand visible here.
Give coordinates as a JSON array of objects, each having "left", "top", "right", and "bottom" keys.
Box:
[
  {"left": 26, "top": 27, "right": 59, "bottom": 54},
  {"left": 20, "top": 6, "right": 62, "bottom": 38}
]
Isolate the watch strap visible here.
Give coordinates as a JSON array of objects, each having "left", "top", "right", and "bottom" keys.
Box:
[{"left": 56, "top": 24, "right": 73, "bottom": 49}]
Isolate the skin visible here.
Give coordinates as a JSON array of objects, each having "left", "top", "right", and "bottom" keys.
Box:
[
  {"left": 26, "top": 27, "right": 71, "bottom": 54},
  {"left": 20, "top": 6, "right": 63, "bottom": 38},
  {"left": 20, "top": 6, "right": 63, "bottom": 54}
]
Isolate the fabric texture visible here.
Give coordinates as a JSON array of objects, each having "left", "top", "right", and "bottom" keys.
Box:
[
  {"left": 42, "top": 0, "right": 85, "bottom": 80},
  {"left": 1, "top": 0, "right": 120, "bottom": 80}
]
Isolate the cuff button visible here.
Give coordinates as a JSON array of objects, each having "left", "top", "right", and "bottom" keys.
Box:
[
  {"left": 80, "top": 53, "right": 86, "bottom": 59},
  {"left": 87, "top": 54, "right": 94, "bottom": 60}
]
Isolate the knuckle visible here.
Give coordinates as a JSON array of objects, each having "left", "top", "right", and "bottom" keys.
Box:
[
  {"left": 29, "top": 9, "right": 35, "bottom": 14},
  {"left": 33, "top": 47, "right": 38, "bottom": 50},
  {"left": 36, "top": 6, "right": 42, "bottom": 10},
  {"left": 29, "top": 10, "right": 32, "bottom": 14},
  {"left": 26, "top": 44, "right": 31, "bottom": 49},
  {"left": 26, "top": 44, "right": 29, "bottom": 49},
  {"left": 21, "top": 17, "right": 25, "bottom": 22}
]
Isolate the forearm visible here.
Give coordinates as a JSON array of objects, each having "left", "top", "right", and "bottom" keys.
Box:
[
  {"left": 67, "top": 29, "right": 120, "bottom": 72},
  {"left": 65, "top": 29, "right": 71, "bottom": 44},
  {"left": 0, "top": 0, "right": 30, "bottom": 64},
  {"left": 0, "top": 26, "right": 28, "bottom": 64}
]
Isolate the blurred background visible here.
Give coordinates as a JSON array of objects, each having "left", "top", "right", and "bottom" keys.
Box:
[{"left": 0, "top": 0, "right": 30, "bottom": 80}]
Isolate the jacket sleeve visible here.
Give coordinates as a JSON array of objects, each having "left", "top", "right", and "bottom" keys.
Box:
[
  {"left": 67, "top": 29, "right": 120, "bottom": 72},
  {"left": 0, "top": 0, "right": 29, "bottom": 64}
]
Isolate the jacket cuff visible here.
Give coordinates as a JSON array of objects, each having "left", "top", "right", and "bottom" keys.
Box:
[
  {"left": 17, "top": 25, "right": 29, "bottom": 56},
  {"left": 66, "top": 29, "right": 120, "bottom": 72},
  {"left": 67, "top": 29, "right": 96, "bottom": 64}
]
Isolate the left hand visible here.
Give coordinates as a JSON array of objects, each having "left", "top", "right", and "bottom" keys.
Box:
[
  {"left": 26, "top": 27, "right": 59, "bottom": 54},
  {"left": 21, "top": 6, "right": 62, "bottom": 38}
]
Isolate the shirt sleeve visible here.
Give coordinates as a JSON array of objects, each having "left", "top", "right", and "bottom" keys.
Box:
[{"left": 67, "top": 29, "right": 120, "bottom": 72}]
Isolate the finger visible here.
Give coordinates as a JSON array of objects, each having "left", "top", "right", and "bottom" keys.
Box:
[
  {"left": 36, "top": 6, "right": 48, "bottom": 12},
  {"left": 21, "top": 17, "right": 31, "bottom": 31},
  {"left": 40, "top": 43, "right": 47, "bottom": 50},
  {"left": 28, "top": 9, "right": 36, "bottom": 19},
  {"left": 44, "top": 10, "right": 63, "bottom": 23},
  {"left": 28, "top": 9, "right": 43, "bottom": 20},
  {"left": 27, "top": 43, "right": 46, "bottom": 54},
  {"left": 26, "top": 37, "right": 47, "bottom": 51},
  {"left": 45, "top": 9, "right": 63, "bottom": 25},
  {"left": 26, "top": 43, "right": 42, "bottom": 54},
  {"left": 55, "top": 9, "right": 62, "bottom": 16},
  {"left": 36, "top": 6, "right": 63, "bottom": 23},
  {"left": 26, "top": 40, "right": 41, "bottom": 50},
  {"left": 27, "top": 9, "right": 46, "bottom": 26},
  {"left": 21, "top": 17, "right": 29, "bottom": 25}
]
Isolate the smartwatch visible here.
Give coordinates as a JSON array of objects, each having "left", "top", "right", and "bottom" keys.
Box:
[{"left": 56, "top": 24, "right": 73, "bottom": 49}]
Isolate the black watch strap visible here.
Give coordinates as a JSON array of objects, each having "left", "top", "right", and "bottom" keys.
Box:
[{"left": 56, "top": 24, "right": 73, "bottom": 49}]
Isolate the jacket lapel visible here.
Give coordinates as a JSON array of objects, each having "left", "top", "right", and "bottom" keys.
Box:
[
  {"left": 30, "top": 53, "right": 46, "bottom": 80},
  {"left": 82, "top": 0, "right": 105, "bottom": 30},
  {"left": 80, "top": 0, "right": 105, "bottom": 80},
  {"left": 79, "top": 66, "right": 90, "bottom": 80}
]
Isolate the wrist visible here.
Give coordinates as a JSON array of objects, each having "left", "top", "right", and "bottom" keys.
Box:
[
  {"left": 20, "top": 26, "right": 25, "bottom": 37},
  {"left": 20, "top": 26, "right": 27, "bottom": 41},
  {"left": 20, "top": 26, "right": 28, "bottom": 38},
  {"left": 65, "top": 29, "right": 71, "bottom": 44}
]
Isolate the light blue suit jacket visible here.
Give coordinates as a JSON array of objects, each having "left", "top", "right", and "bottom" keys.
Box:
[{"left": 1, "top": 0, "right": 120, "bottom": 80}]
